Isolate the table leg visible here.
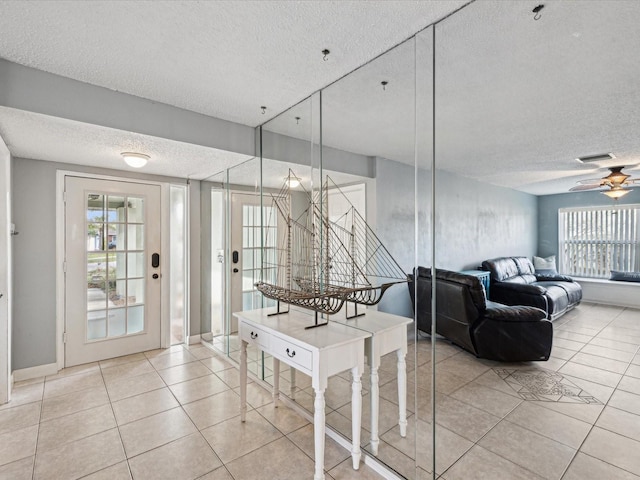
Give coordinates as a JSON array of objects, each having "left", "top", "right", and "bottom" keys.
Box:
[
  {"left": 240, "top": 339, "right": 248, "bottom": 422},
  {"left": 370, "top": 365, "right": 380, "bottom": 455},
  {"left": 290, "top": 367, "right": 296, "bottom": 399},
  {"left": 397, "top": 349, "right": 407, "bottom": 437},
  {"left": 313, "top": 388, "right": 326, "bottom": 480},
  {"left": 351, "top": 366, "right": 363, "bottom": 470},
  {"left": 273, "top": 357, "right": 280, "bottom": 407}
]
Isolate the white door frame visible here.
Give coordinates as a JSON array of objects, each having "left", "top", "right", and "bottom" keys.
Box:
[
  {"left": 56, "top": 170, "right": 173, "bottom": 370},
  {"left": 0, "top": 141, "right": 11, "bottom": 404}
]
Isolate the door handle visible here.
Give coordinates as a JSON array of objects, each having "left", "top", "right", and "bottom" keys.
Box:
[
  {"left": 152, "top": 253, "right": 160, "bottom": 268},
  {"left": 232, "top": 251, "right": 239, "bottom": 264}
]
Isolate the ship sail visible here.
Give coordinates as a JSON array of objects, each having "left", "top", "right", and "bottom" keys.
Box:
[{"left": 255, "top": 170, "right": 407, "bottom": 318}]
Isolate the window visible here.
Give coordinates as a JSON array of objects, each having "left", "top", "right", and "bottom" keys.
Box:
[{"left": 559, "top": 205, "right": 640, "bottom": 278}]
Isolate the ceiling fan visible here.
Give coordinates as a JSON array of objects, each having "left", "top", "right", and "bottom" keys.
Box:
[{"left": 570, "top": 166, "right": 639, "bottom": 199}]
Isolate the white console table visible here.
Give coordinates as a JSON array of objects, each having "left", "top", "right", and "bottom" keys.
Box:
[
  {"left": 333, "top": 309, "right": 411, "bottom": 455},
  {"left": 235, "top": 308, "right": 371, "bottom": 480}
]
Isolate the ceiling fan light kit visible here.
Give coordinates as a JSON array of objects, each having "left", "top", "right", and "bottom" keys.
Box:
[{"left": 602, "top": 186, "right": 631, "bottom": 199}]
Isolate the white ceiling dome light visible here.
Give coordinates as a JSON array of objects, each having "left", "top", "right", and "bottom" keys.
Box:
[{"left": 121, "top": 152, "right": 149, "bottom": 168}]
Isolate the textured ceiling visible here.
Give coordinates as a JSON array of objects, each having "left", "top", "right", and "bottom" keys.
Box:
[
  {"left": 262, "top": 0, "right": 640, "bottom": 195},
  {"left": 0, "top": 107, "right": 252, "bottom": 180},
  {"left": 1, "top": 0, "right": 639, "bottom": 195},
  {"left": 433, "top": 0, "right": 640, "bottom": 195},
  {"left": 0, "top": 0, "right": 466, "bottom": 126}
]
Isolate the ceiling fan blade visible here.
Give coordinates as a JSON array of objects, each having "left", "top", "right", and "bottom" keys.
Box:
[
  {"left": 570, "top": 184, "right": 601, "bottom": 191},
  {"left": 576, "top": 178, "right": 604, "bottom": 185}
]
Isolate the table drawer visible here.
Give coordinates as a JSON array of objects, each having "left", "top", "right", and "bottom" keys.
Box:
[
  {"left": 240, "top": 323, "right": 270, "bottom": 350},
  {"left": 271, "top": 335, "right": 312, "bottom": 371}
]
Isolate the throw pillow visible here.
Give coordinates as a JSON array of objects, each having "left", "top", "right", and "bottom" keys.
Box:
[
  {"left": 610, "top": 271, "right": 640, "bottom": 283},
  {"left": 533, "top": 255, "right": 558, "bottom": 275},
  {"left": 533, "top": 255, "right": 556, "bottom": 270}
]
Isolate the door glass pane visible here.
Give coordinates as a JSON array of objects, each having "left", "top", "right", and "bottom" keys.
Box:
[
  {"left": 87, "top": 269, "right": 106, "bottom": 312},
  {"left": 128, "top": 252, "right": 144, "bottom": 278},
  {"left": 108, "top": 224, "right": 123, "bottom": 250},
  {"left": 108, "top": 308, "right": 126, "bottom": 337},
  {"left": 128, "top": 279, "right": 144, "bottom": 305},
  {"left": 114, "top": 252, "right": 126, "bottom": 279},
  {"left": 128, "top": 197, "right": 144, "bottom": 222},
  {"left": 127, "top": 224, "right": 144, "bottom": 250},
  {"left": 86, "top": 193, "right": 104, "bottom": 221},
  {"left": 128, "top": 305, "right": 144, "bottom": 333},
  {"left": 87, "top": 310, "right": 107, "bottom": 340},
  {"left": 112, "top": 279, "right": 127, "bottom": 306},
  {"left": 107, "top": 196, "right": 126, "bottom": 222},
  {"left": 85, "top": 189, "right": 147, "bottom": 342},
  {"left": 87, "top": 223, "right": 104, "bottom": 252}
]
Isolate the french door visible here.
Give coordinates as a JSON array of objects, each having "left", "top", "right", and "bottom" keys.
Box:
[
  {"left": 230, "top": 193, "right": 277, "bottom": 332},
  {"left": 64, "top": 176, "right": 161, "bottom": 366}
]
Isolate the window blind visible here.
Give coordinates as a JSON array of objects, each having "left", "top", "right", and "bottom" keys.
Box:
[{"left": 559, "top": 204, "right": 640, "bottom": 278}]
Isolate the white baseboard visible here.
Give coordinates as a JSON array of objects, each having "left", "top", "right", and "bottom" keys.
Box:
[
  {"left": 575, "top": 277, "right": 640, "bottom": 309},
  {"left": 188, "top": 334, "right": 202, "bottom": 345},
  {"left": 201, "top": 332, "right": 213, "bottom": 342},
  {"left": 13, "top": 363, "right": 58, "bottom": 382}
]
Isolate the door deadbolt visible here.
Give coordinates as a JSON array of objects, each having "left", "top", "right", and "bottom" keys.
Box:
[{"left": 152, "top": 273, "right": 159, "bottom": 279}]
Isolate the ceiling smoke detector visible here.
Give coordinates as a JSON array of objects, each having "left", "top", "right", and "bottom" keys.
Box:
[{"left": 575, "top": 153, "right": 615, "bottom": 164}]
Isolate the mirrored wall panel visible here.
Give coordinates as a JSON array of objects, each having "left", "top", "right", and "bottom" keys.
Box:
[{"left": 430, "top": 1, "right": 640, "bottom": 479}]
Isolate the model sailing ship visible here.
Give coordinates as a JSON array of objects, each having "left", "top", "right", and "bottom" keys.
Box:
[{"left": 255, "top": 171, "right": 407, "bottom": 328}]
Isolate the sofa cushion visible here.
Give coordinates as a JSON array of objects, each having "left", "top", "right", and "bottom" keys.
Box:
[
  {"left": 535, "top": 282, "right": 570, "bottom": 316},
  {"left": 514, "top": 257, "right": 536, "bottom": 275},
  {"left": 558, "top": 281, "right": 583, "bottom": 304},
  {"left": 483, "top": 258, "right": 519, "bottom": 282}
]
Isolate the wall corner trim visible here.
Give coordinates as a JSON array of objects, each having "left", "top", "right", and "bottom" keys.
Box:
[{"left": 188, "top": 334, "right": 202, "bottom": 345}]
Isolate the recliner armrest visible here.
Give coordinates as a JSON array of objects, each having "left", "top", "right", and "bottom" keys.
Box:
[
  {"left": 494, "top": 282, "right": 547, "bottom": 295},
  {"left": 484, "top": 304, "right": 547, "bottom": 322},
  {"left": 535, "top": 274, "right": 574, "bottom": 282}
]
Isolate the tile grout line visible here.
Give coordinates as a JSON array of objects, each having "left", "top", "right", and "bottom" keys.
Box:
[
  {"left": 98, "top": 355, "right": 135, "bottom": 480},
  {"left": 559, "top": 306, "right": 640, "bottom": 479},
  {"left": 145, "top": 344, "right": 236, "bottom": 480},
  {"left": 30, "top": 379, "right": 45, "bottom": 480}
]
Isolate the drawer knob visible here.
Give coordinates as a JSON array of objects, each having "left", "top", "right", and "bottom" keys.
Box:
[
  {"left": 250, "top": 332, "right": 258, "bottom": 339},
  {"left": 286, "top": 348, "right": 296, "bottom": 358}
]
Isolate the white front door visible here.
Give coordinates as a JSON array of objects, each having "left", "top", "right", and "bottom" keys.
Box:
[
  {"left": 65, "top": 176, "right": 162, "bottom": 366},
  {"left": 0, "top": 143, "right": 10, "bottom": 403}
]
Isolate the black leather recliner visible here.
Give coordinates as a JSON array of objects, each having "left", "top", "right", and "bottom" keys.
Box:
[
  {"left": 481, "top": 256, "right": 582, "bottom": 321},
  {"left": 408, "top": 267, "right": 552, "bottom": 362}
]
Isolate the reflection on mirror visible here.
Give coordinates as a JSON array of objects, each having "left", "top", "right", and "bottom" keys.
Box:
[{"left": 427, "top": 1, "right": 640, "bottom": 479}]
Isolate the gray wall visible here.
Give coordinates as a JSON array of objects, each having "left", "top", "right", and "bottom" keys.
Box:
[
  {"left": 375, "top": 159, "right": 416, "bottom": 318},
  {"left": 538, "top": 188, "right": 640, "bottom": 258},
  {"left": 375, "top": 158, "right": 538, "bottom": 317},
  {"left": 11, "top": 157, "right": 195, "bottom": 370},
  {"left": 434, "top": 169, "right": 538, "bottom": 270}
]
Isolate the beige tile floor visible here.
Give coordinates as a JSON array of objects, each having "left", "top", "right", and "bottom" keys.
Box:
[
  {"left": 343, "top": 302, "right": 640, "bottom": 480},
  {"left": 218, "top": 302, "right": 640, "bottom": 480},
  {"left": 0, "top": 343, "right": 387, "bottom": 480},
  {"left": 3, "top": 301, "right": 640, "bottom": 479}
]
